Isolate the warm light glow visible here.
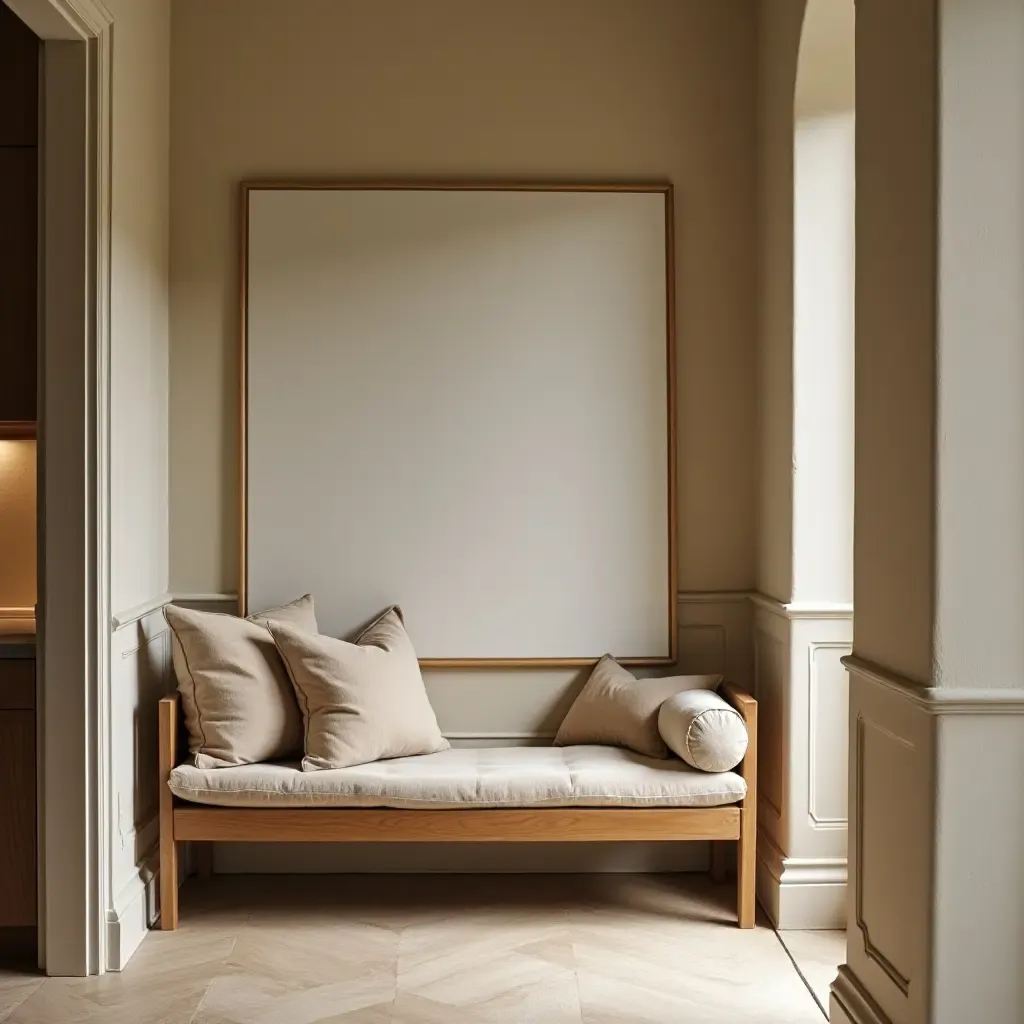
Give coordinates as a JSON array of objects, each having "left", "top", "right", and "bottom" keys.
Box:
[{"left": 0, "top": 439, "right": 35, "bottom": 474}]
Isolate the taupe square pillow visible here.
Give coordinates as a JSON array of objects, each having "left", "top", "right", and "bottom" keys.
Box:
[
  {"left": 554, "top": 654, "right": 722, "bottom": 758},
  {"left": 268, "top": 606, "right": 449, "bottom": 771},
  {"left": 165, "top": 595, "right": 317, "bottom": 768}
]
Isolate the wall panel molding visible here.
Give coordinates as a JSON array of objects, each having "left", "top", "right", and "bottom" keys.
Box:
[
  {"left": 111, "top": 593, "right": 171, "bottom": 631},
  {"left": 844, "top": 661, "right": 934, "bottom": 1023},
  {"left": 750, "top": 592, "right": 854, "bottom": 619},
  {"left": 808, "top": 640, "right": 851, "bottom": 829},
  {"left": 854, "top": 714, "right": 913, "bottom": 997},
  {"left": 830, "top": 966, "right": 894, "bottom": 1024},
  {"left": 754, "top": 600, "right": 852, "bottom": 929},
  {"left": 753, "top": 621, "right": 786, "bottom": 825},
  {"left": 107, "top": 608, "right": 173, "bottom": 969}
]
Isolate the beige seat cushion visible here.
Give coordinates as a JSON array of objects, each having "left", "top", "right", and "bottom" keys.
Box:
[
  {"left": 554, "top": 655, "right": 722, "bottom": 758},
  {"left": 269, "top": 606, "right": 449, "bottom": 771},
  {"left": 168, "top": 745, "right": 746, "bottom": 809},
  {"left": 658, "top": 689, "right": 748, "bottom": 772},
  {"left": 165, "top": 595, "right": 317, "bottom": 768}
]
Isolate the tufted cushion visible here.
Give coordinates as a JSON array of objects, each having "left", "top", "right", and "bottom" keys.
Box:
[{"left": 168, "top": 744, "right": 747, "bottom": 809}]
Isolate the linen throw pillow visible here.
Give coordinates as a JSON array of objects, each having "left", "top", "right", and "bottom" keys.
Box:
[
  {"left": 554, "top": 655, "right": 721, "bottom": 758},
  {"left": 658, "top": 689, "right": 748, "bottom": 772},
  {"left": 165, "top": 595, "right": 317, "bottom": 768},
  {"left": 268, "top": 606, "right": 450, "bottom": 771}
]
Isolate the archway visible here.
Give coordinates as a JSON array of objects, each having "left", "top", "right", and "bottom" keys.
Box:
[{"left": 753, "top": 0, "right": 854, "bottom": 949}]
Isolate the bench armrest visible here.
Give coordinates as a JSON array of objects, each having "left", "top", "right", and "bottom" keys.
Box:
[
  {"left": 159, "top": 692, "right": 181, "bottom": 778},
  {"left": 718, "top": 683, "right": 757, "bottom": 806}
]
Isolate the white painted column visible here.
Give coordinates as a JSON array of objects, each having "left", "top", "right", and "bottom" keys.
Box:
[{"left": 832, "top": 1, "right": 1024, "bottom": 1021}]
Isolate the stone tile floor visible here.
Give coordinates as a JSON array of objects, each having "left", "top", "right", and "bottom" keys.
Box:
[{"left": 1, "top": 874, "right": 844, "bottom": 1023}]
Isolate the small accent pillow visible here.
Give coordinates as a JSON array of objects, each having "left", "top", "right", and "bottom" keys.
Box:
[
  {"left": 554, "top": 655, "right": 722, "bottom": 758},
  {"left": 165, "top": 595, "right": 317, "bottom": 768},
  {"left": 268, "top": 606, "right": 449, "bottom": 771},
  {"left": 658, "top": 689, "right": 748, "bottom": 772}
]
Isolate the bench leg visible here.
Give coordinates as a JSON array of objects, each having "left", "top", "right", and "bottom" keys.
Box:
[
  {"left": 158, "top": 697, "right": 179, "bottom": 930},
  {"left": 160, "top": 827, "right": 179, "bottom": 930},
  {"left": 737, "top": 808, "right": 756, "bottom": 928},
  {"left": 710, "top": 841, "right": 731, "bottom": 883}
]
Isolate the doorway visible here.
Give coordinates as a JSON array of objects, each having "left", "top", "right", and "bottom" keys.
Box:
[{"left": 1, "top": 0, "right": 113, "bottom": 977}]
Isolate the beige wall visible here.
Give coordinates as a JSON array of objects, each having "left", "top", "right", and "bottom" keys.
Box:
[
  {"left": 168, "top": 0, "right": 759, "bottom": 596},
  {"left": 756, "top": 0, "right": 804, "bottom": 602},
  {"left": 852, "top": 0, "right": 936, "bottom": 682},
  {"left": 0, "top": 439, "right": 36, "bottom": 610},
  {"left": 933, "top": 0, "right": 1024, "bottom": 693},
  {"left": 108, "top": 0, "right": 171, "bottom": 615}
]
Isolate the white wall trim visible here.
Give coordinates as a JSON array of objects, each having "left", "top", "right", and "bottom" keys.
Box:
[
  {"left": 171, "top": 592, "right": 237, "bottom": 606},
  {"left": 182, "top": 590, "right": 765, "bottom": 616},
  {"left": 845, "top": 655, "right": 1024, "bottom": 714},
  {"left": 110, "top": 593, "right": 171, "bottom": 631},
  {"left": 756, "top": 829, "right": 848, "bottom": 930},
  {"left": 758, "top": 830, "right": 848, "bottom": 886},
  {"left": 807, "top": 639, "right": 853, "bottom": 830},
  {"left": 26, "top": 0, "right": 115, "bottom": 976},
  {"left": 105, "top": 840, "right": 158, "bottom": 972},
  {"left": 750, "top": 592, "right": 854, "bottom": 619},
  {"left": 677, "top": 590, "right": 752, "bottom": 605},
  {"left": 830, "top": 966, "right": 894, "bottom": 1024},
  {"left": 111, "top": 592, "right": 237, "bottom": 631}
]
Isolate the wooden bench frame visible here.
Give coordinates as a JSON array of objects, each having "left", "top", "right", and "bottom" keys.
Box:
[{"left": 158, "top": 683, "right": 757, "bottom": 929}]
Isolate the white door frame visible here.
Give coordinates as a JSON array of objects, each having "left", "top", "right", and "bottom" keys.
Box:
[{"left": 3, "top": 0, "right": 112, "bottom": 977}]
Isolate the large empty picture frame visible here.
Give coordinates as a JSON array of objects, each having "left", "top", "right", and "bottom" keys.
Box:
[{"left": 241, "top": 182, "right": 676, "bottom": 667}]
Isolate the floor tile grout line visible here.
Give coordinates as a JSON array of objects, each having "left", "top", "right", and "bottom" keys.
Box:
[
  {"left": 188, "top": 977, "right": 216, "bottom": 1024},
  {"left": 188, "top": 932, "right": 238, "bottom": 1024},
  {"left": 772, "top": 927, "right": 829, "bottom": 1021},
  {"left": 570, "top": 940, "right": 585, "bottom": 1024}
]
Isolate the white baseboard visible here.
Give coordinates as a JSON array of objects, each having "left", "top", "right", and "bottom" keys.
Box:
[
  {"left": 105, "top": 847, "right": 159, "bottom": 971},
  {"left": 830, "top": 965, "right": 892, "bottom": 1024},
  {"left": 756, "top": 832, "right": 847, "bottom": 929}
]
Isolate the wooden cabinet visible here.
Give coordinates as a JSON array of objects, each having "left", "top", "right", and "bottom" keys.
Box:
[
  {"left": 0, "top": 657, "right": 36, "bottom": 930},
  {"left": 0, "top": 5, "right": 39, "bottom": 428}
]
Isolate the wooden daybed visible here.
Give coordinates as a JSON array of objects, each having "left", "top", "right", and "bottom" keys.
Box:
[{"left": 158, "top": 684, "right": 757, "bottom": 930}]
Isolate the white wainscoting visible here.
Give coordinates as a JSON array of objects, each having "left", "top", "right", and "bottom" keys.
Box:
[
  {"left": 833, "top": 659, "right": 1024, "bottom": 1024},
  {"left": 171, "top": 591, "right": 752, "bottom": 876},
  {"left": 106, "top": 602, "right": 174, "bottom": 970},
  {"left": 752, "top": 594, "right": 852, "bottom": 929},
  {"left": 832, "top": 660, "right": 933, "bottom": 1024}
]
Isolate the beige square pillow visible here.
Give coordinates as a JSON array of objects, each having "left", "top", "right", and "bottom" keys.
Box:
[
  {"left": 268, "top": 606, "right": 450, "bottom": 771},
  {"left": 554, "top": 655, "right": 722, "bottom": 758},
  {"left": 165, "top": 595, "right": 317, "bottom": 768}
]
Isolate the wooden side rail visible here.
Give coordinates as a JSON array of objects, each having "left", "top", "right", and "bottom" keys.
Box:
[
  {"left": 173, "top": 806, "right": 740, "bottom": 843},
  {"left": 719, "top": 682, "right": 758, "bottom": 928},
  {"left": 158, "top": 693, "right": 180, "bottom": 931},
  {"left": 158, "top": 685, "right": 758, "bottom": 930}
]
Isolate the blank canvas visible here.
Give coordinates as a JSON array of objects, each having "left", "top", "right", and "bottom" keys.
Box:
[{"left": 243, "top": 184, "right": 674, "bottom": 663}]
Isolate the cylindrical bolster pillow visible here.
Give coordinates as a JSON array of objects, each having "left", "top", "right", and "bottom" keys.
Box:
[{"left": 658, "top": 689, "right": 748, "bottom": 772}]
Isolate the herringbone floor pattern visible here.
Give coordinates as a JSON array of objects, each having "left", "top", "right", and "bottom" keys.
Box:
[{"left": 1, "top": 875, "right": 835, "bottom": 1023}]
